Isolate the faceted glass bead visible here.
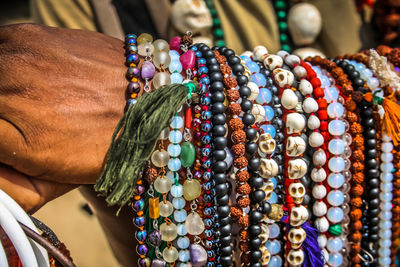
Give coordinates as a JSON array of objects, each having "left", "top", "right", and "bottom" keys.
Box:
[
  {"left": 177, "top": 223, "right": 187, "bottom": 236},
  {"left": 328, "top": 139, "right": 345, "bottom": 155},
  {"left": 168, "top": 144, "right": 181, "bottom": 157},
  {"left": 170, "top": 116, "right": 184, "bottom": 129},
  {"left": 173, "top": 197, "right": 186, "bottom": 209},
  {"left": 171, "top": 72, "right": 183, "bottom": 83},
  {"left": 269, "top": 223, "right": 280, "bottom": 239},
  {"left": 250, "top": 73, "right": 267, "bottom": 87},
  {"left": 327, "top": 102, "right": 344, "bottom": 118},
  {"left": 327, "top": 238, "right": 343, "bottom": 252},
  {"left": 178, "top": 250, "right": 190, "bottom": 262},
  {"left": 327, "top": 190, "right": 344, "bottom": 206},
  {"left": 159, "top": 201, "right": 174, "bottom": 217},
  {"left": 268, "top": 256, "right": 282, "bottom": 267},
  {"left": 174, "top": 209, "right": 187, "bottom": 223},
  {"left": 171, "top": 184, "right": 183, "bottom": 198},
  {"left": 185, "top": 212, "right": 205, "bottom": 235},
  {"left": 153, "top": 72, "right": 171, "bottom": 88},
  {"left": 264, "top": 106, "right": 275, "bottom": 122},
  {"left": 327, "top": 207, "right": 344, "bottom": 224},
  {"left": 381, "top": 152, "right": 393, "bottom": 163},
  {"left": 328, "top": 157, "right": 345, "bottom": 172},
  {"left": 169, "top": 130, "right": 182, "bottom": 143},
  {"left": 163, "top": 246, "right": 179, "bottom": 263},
  {"left": 342, "top": 133, "right": 352, "bottom": 146},
  {"left": 151, "top": 150, "right": 170, "bottom": 167},
  {"left": 137, "top": 33, "right": 153, "bottom": 45},
  {"left": 154, "top": 177, "right": 172, "bottom": 194},
  {"left": 256, "top": 88, "right": 272, "bottom": 104},
  {"left": 328, "top": 120, "right": 345, "bottom": 135},
  {"left": 328, "top": 253, "right": 343, "bottom": 266},
  {"left": 160, "top": 222, "right": 178, "bottom": 241},
  {"left": 181, "top": 142, "right": 196, "bottom": 168},
  {"left": 177, "top": 237, "right": 190, "bottom": 249},
  {"left": 328, "top": 173, "right": 345, "bottom": 189},
  {"left": 168, "top": 158, "right": 181, "bottom": 171},
  {"left": 183, "top": 179, "right": 201, "bottom": 201}
]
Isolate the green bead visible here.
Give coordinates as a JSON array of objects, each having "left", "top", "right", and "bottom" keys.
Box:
[
  {"left": 180, "top": 142, "right": 195, "bottom": 167},
  {"left": 214, "top": 28, "right": 224, "bottom": 39},
  {"left": 213, "top": 18, "right": 221, "bottom": 27},
  {"left": 280, "top": 33, "right": 288, "bottom": 43},
  {"left": 209, "top": 8, "right": 217, "bottom": 16},
  {"left": 278, "top": 21, "right": 288, "bottom": 31},
  {"left": 277, "top": 10, "right": 287, "bottom": 20},
  {"left": 328, "top": 224, "right": 342, "bottom": 236},
  {"left": 281, "top": 44, "right": 291, "bottom": 52},
  {"left": 275, "top": 0, "right": 287, "bottom": 10},
  {"left": 216, "top": 40, "right": 226, "bottom": 47}
]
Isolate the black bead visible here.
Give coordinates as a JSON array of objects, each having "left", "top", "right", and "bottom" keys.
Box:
[
  {"left": 361, "top": 108, "right": 373, "bottom": 117},
  {"left": 366, "top": 149, "right": 378, "bottom": 159},
  {"left": 220, "top": 224, "right": 232, "bottom": 236},
  {"left": 249, "top": 263, "right": 262, "bottom": 267},
  {"left": 275, "top": 132, "right": 284, "bottom": 142},
  {"left": 366, "top": 138, "right": 377, "bottom": 149},
  {"left": 250, "top": 238, "right": 262, "bottom": 249},
  {"left": 274, "top": 154, "right": 284, "bottom": 164},
  {"left": 369, "top": 234, "right": 379, "bottom": 242},
  {"left": 370, "top": 225, "right": 379, "bottom": 233},
  {"left": 217, "top": 205, "right": 230, "bottom": 217},
  {"left": 274, "top": 107, "right": 283, "bottom": 117},
  {"left": 210, "top": 81, "right": 224, "bottom": 92},
  {"left": 368, "top": 178, "right": 379, "bottom": 188},
  {"left": 212, "top": 91, "right": 225, "bottom": 103},
  {"left": 223, "top": 49, "right": 235, "bottom": 58},
  {"left": 219, "top": 46, "right": 227, "bottom": 53},
  {"left": 273, "top": 119, "right": 283, "bottom": 130},
  {"left": 249, "top": 225, "right": 261, "bottom": 236},
  {"left": 363, "top": 118, "right": 375, "bottom": 128},
  {"left": 214, "top": 173, "right": 226, "bottom": 184},
  {"left": 239, "top": 86, "right": 251, "bottom": 98},
  {"left": 241, "top": 99, "right": 253, "bottom": 112},
  {"left": 336, "top": 59, "right": 345, "bottom": 66},
  {"left": 214, "top": 137, "right": 227, "bottom": 149},
  {"left": 344, "top": 64, "right": 355, "bottom": 72},
  {"left": 246, "top": 142, "right": 258, "bottom": 155},
  {"left": 369, "top": 216, "right": 379, "bottom": 226},
  {"left": 219, "top": 216, "right": 231, "bottom": 226},
  {"left": 270, "top": 85, "right": 279, "bottom": 95},
  {"left": 248, "top": 158, "right": 260, "bottom": 171},
  {"left": 368, "top": 208, "right": 380, "bottom": 217},
  {"left": 250, "top": 176, "right": 264, "bottom": 189},
  {"left": 220, "top": 246, "right": 232, "bottom": 256},
  {"left": 236, "top": 75, "right": 248, "bottom": 86},
  {"left": 246, "top": 128, "right": 257, "bottom": 140},
  {"left": 212, "top": 102, "right": 225, "bottom": 114},
  {"left": 210, "top": 72, "right": 223, "bottom": 82},
  {"left": 348, "top": 70, "right": 360, "bottom": 80},
  {"left": 272, "top": 95, "right": 280, "bottom": 106},
  {"left": 368, "top": 188, "right": 380, "bottom": 198},
  {"left": 250, "top": 211, "right": 263, "bottom": 223},
  {"left": 369, "top": 198, "right": 380, "bottom": 209},
  {"left": 217, "top": 195, "right": 230, "bottom": 206},
  {"left": 261, "top": 201, "right": 271, "bottom": 215},
  {"left": 215, "top": 183, "right": 228, "bottom": 196},
  {"left": 208, "top": 63, "right": 220, "bottom": 73},
  {"left": 352, "top": 78, "right": 364, "bottom": 88},
  {"left": 219, "top": 255, "right": 232, "bottom": 266},
  {"left": 275, "top": 144, "right": 284, "bottom": 154},
  {"left": 365, "top": 129, "right": 377, "bottom": 139},
  {"left": 366, "top": 159, "right": 378, "bottom": 169},
  {"left": 213, "top": 125, "right": 226, "bottom": 137},
  {"left": 243, "top": 113, "right": 255, "bottom": 125},
  {"left": 250, "top": 250, "right": 262, "bottom": 262},
  {"left": 302, "top": 194, "right": 311, "bottom": 205},
  {"left": 232, "top": 64, "right": 245, "bottom": 75},
  {"left": 300, "top": 176, "right": 311, "bottom": 187},
  {"left": 200, "top": 45, "right": 210, "bottom": 53},
  {"left": 203, "top": 50, "right": 215, "bottom": 59},
  {"left": 228, "top": 55, "right": 241, "bottom": 65},
  {"left": 213, "top": 149, "right": 226, "bottom": 161},
  {"left": 252, "top": 190, "right": 266, "bottom": 202}
]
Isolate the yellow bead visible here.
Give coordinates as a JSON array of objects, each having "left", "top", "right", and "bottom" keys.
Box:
[
  {"left": 131, "top": 78, "right": 138, "bottom": 82},
  {"left": 131, "top": 93, "right": 138, "bottom": 99},
  {"left": 149, "top": 197, "right": 160, "bottom": 219},
  {"left": 137, "top": 33, "right": 153, "bottom": 45}
]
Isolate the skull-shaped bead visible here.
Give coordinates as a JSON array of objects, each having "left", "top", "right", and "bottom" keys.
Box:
[
  {"left": 288, "top": 159, "right": 307, "bottom": 180},
  {"left": 289, "top": 182, "right": 306, "bottom": 204},
  {"left": 286, "top": 113, "right": 306, "bottom": 134},
  {"left": 281, "top": 89, "right": 299, "bottom": 110},
  {"left": 286, "top": 136, "right": 306, "bottom": 157},
  {"left": 290, "top": 205, "right": 309, "bottom": 227},
  {"left": 273, "top": 68, "right": 295, "bottom": 88},
  {"left": 259, "top": 159, "right": 279, "bottom": 179},
  {"left": 252, "top": 104, "right": 266, "bottom": 124},
  {"left": 288, "top": 227, "right": 307, "bottom": 249},
  {"left": 258, "top": 133, "right": 276, "bottom": 155},
  {"left": 263, "top": 55, "right": 283, "bottom": 70},
  {"left": 287, "top": 249, "right": 305, "bottom": 266}
]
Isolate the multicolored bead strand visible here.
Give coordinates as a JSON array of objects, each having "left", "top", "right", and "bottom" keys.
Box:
[
  {"left": 204, "top": 0, "right": 225, "bottom": 47},
  {"left": 125, "top": 33, "right": 141, "bottom": 105}
]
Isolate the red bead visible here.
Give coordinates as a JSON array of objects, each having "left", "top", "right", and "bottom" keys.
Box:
[
  {"left": 317, "top": 98, "right": 328, "bottom": 109},
  {"left": 321, "top": 131, "right": 330, "bottom": 141},
  {"left": 320, "top": 121, "right": 328, "bottom": 131},
  {"left": 314, "top": 87, "right": 324, "bottom": 98},
  {"left": 311, "top": 77, "right": 321, "bottom": 88},
  {"left": 318, "top": 110, "right": 328, "bottom": 120},
  {"left": 186, "top": 107, "right": 192, "bottom": 129}
]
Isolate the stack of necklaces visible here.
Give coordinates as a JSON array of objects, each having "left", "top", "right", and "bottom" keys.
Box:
[{"left": 124, "top": 32, "right": 400, "bottom": 267}]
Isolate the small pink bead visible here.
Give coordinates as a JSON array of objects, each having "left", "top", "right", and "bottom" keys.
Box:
[
  {"left": 169, "top": 36, "right": 181, "bottom": 52},
  {"left": 180, "top": 50, "right": 196, "bottom": 70}
]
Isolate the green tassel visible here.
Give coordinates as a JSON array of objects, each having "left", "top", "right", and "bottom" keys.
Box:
[{"left": 95, "top": 82, "right": 197, "bottom": 207}]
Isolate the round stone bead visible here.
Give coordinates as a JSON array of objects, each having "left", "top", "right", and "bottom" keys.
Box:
[
  {"left": 327, "top": 103, "right": 344, "bottom": 118},
  {"left": 171, "top": 72, "right": 183, "bottom": 83},
  {"left": 177, "top": 223, "right": 187, "bottom": 236},
  {"left": 381, "top": 182, "right": 393, "bottom": 193},
  {"left": 327, "top": 238, "right": 343, "bottom": 252},
  {"left": 168, "top": 144, "right": 181, "bottom": 157},
  {"left": 160, "top": 222, "right": 178, "bottom": 241},
  {"left": 250, "top": 73, "right": 267, "bottom": 87},
  {"left": 269, "top": 223, "right": 280, "bottom": 239},
  {"left": 381, "top": 152, "right": 393, "bottom": 163},
  {"left": 154, "top": 177, "right": 172, "bottom": 194},
  {"left": 328, "top": 139, "right": 345, "bottom": 155},
  {"left": 379, "top": 239, "right": 391, "bottom": 248},
  {"left": 163, "top": 246, "right": 179, "bottom": 263},
  {"left": 153, "top": 72, "right": 171, "bottom": 88},
  {"left": 328, "top": 173, "right": 345, "bottom": 189},
  {"left": 379, "top": 220, "right": 392, "bottom": 230},
  {"left": 159, "top": 201, "right": 174, "bottom": 217},
  {"left": 381, "top": 163, "right": 394, "bottom": 173},
  {"left": 381, "top": 173, "right": 393, "bottom": 183},
  {"left": 185, "top": 212, "right": 205, "bottom": 235},
  {"left": 181, "top": 142, "right": 196, "bottom": 168},
  {"left": 382, "top": 142, "right": 394, "bottom": 152},
  {"left": 264, "top": 106, "right": 275, "bottom": 121},
  {"left": 327, "top": 190, "right": 344, "bottom": 206},
  {"left": 378, "top": 256, "right": 391, "bottom": 266},
  {"left": 324, "top": 86, "right": 339, "bottom": 102},
  {"left": 267, "top": 256, "right": 282, "bottom": 267},
  {"left": 169, "top": 130, "right": 182, "bottom": 143},
  {"left": 328, "top": 253, "right": 343, "bottom": 266},
  {"left": 328, "top": 120, "right": 345, "bottom": 136},
  {"left": 173, "top": 197, "right": 186, "bottom": 210},
  {"left": 380, "top": 192, "right": 393, "bottom": 202},
  {"left": 178, "top": 249, "right": 190, "bottom": 262},
  {"left": 170, "top": 116, "right": 184, "bottom": 129},
  {"left": 168, "top": 158, "right": 181, "bottom": 171},
  {"left": 177, "top": 237, "right": 190, "bottom": 249},
  {"left": 151, "top": 150, "right": 170, "bottom": 168},
  {"left": 183, "top": 179, "right": 201, "bottom": 201},
  {"left": 256, "top": 88, "right": 272, "bottom": 104},
  {"left": 266, "top": 240, "right": 281, "bottom": 255},
  {"left": 378, "top": 248, "right": 391, "bottom": 257},
  {"left": 381, "top": 201, "right": 392, "bottom": 211},
  {"left": 379, "top": 229, "right": 392, "bottom": 240},
  {"left": 328, "top": 157, "right": 345, "bottom": 172},
  {"left": 327, "top": 207, "right": 344, "bottom": 224}
]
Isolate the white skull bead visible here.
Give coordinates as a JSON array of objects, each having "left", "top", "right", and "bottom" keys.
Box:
[
  {"left": 263, "top": 55, "right": 283, "bottom": 70},
  {"left": 253, "top": 45, "right": 269, "bottom": 61},
  {"left": 286, "top": 113, "right": 306, "bottom": 134},
  {"left": 261, "top": 181, "right": 275, "bottom": 200},
  {"left": 252, "top": 104, "right": 266, "bottom": 124},
  {"left": 273, "top": 68, "right": 295, "bottom": 88},
  {"left": 261, "top": 246, "right": 271, "bottom": 265},
  {"left": 290, "top": 205, "right": 309, "bottom": 227},
  {"left": 288, "top": 159, "right": 307, "bottom": 180},
  {"left": 289, "top": 182, "right": 306, "bottom": 204},
  {"left": 288, "top": 227, "right": 307, "bottom": 249},
  {"left": 286, "top": 136, "right": 306, "bottom": 157},
  {"left": 281, "top": 89, "right": 298, "bottom": 110},
  {"left": 247, "top": 82, "right": 259, "bottom": 101},
  {"left": 287, "top": 249, "right": 305, "bottom": 266},
  {"left": 259, "top": 159, "right": 279, "bottom": 179},
  {"left": 259, "top": 133, "right": 276, "bottom": 155}
]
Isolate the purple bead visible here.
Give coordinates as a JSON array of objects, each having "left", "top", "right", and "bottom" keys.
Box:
[
  {"left": 151, "top": 259, "right": 166, "bottom": 267},
  {"left": 135, "top": 230, "right": 147, "bottom": 242},
  {"left": 135, "top": 185, "right": 145, "bottom": 195},
  {"left": 127, "top": 66, "right": 140, "bottom": 79},
  {"left": 133, "top": 199, "right": 144, "bottom": 212},
  {"left": 147, "top": 230, "right": 162, "bottom": 247},
  {"left": 194, "top": 171, "right": 203, "bottom": 180},
  {"left": 126, "top": 53, "right": 139, "bottom": 65},
  {"left": 138, "top": 257, "right": 151, "bottom": 267},
  {"left": 141, "top": 61, "right": 156, "bottom": 79},
  {"left": 137, "top": 244, "right": 148, "bottom": 256},
  {"left": 189, "top": 244, "right": 208, "bottom": 267},
  {"left": 134, "top": 216, "right": 145, "bottom": 227},
  {"left": 128, "top": 82, "right": 141, "bottom": 93}
]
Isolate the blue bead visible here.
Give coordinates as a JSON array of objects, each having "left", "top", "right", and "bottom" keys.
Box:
[
  {"left": 270, "top": 177, "right": 277, "bottom": 189},
  {"left": 327, "top": 237, "right": 343, "bottom": 252},
  {"left": 381, "top": 173, "right": 393, "bottom": 183},
  {"left": 201, "top": 111, "right": 212, "bottom": 120},
  {"left": 328, "top": 157, "right": 345, "bottom": 172},
  {"left": 199, "top": 66, "right": 208, "bottom": 74},
  {"left": 135, "top": 230, "right": 147, "bottom": 242},
  {"left": 179, "top": 249, "right": 190, "bottom": 262},
  {"left": 127, "top": 99, "right": 137, "bottom": 106},
  {"left": 195, "top": 51, "right": 202, "bottom": 57},
  {"left": 355, "top": 63, "right": 366, "bottom": 72},
  {"left": 171, "top": 184, "right": 183, "bottom": 197},
  {"left": 268, "top": 192, "right": 278, "bottom": 204},
  {"left": 173, "top": 197, "right": 186, "bottom": 209},
  {"left": 191, "top": 46, "right": 198, "bottom": 51},
  {"left": 327, "top": 207, "right": 344, "bottom": 223},
  {"left": 177, "top": 223, "right": 187, "bottom": 236},
  {"left": 264, "top": 106, "right": 275, "bottom": 121},
  {"left": 246, "top": 61, "right": 260, "bottom": 73},
  {"left": 201, "top": 135, "right": 211, "bottom": 145},
  {"left": 177, "top": 237, "right": 190, "bottom": 249},
  {"left": 168, "top": 158, "right": 181, "bottom": 171},
  {"left": 198, "top": 58, "right": 206, "bottom": 65},
  {"left": 250, "top": 73, "right": 267, "bottom": 87},
  {"left": 240, "top": 55, "right": 251, "bottom": 64},
  {"left": 256, "top": 88, "right": 272, "bottom": 104},
  {"left": 261, "top": 124, "right": 276, "bottom": 138},
  {"left": 328, "top": 139, "right": 345, "bottom": 155},
  {"left": 268, "top": 256, "right": 282, "bottom": 267},
  {"left": 126, "top": 53, "right": 139, "bottom": 64},
  {"left": 327, "top": 190, "right": 344, "bottom": 206},
  {"left": 201, "top": 96, "right": 211, "bottom": 105},
  {"left": 328, "top": 253, "right": 343, "bottom": 266},
  {"left": 174, "top": 209, "right": 187, "bottom": 223},
  {"left": 125, "top": 34, "right": 137, "bottom": 40},
  {"left": 327, "top": 173, "right": 345, "bottom": 189},
  {"left": 126, "top": 38, "right": 137, "bottom": 45}
]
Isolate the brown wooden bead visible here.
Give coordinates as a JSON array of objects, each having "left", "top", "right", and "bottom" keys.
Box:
[
  {"left": 351, "top": 209, "right": 362, "bottom": 221},
  {"left": 232, "top": 130, "right": 246, "bottom": 143},
  {"left": 351, "top": 231, "right": 362, "bottom": 242}
]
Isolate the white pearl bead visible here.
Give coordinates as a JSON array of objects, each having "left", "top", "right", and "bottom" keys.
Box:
[{"left": 312, "top": 184, "right": 327, "bottom": 199}]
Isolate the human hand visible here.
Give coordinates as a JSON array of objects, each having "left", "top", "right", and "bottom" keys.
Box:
[{"left": 0, "top": 23, "right": 129, "bottom": 212}]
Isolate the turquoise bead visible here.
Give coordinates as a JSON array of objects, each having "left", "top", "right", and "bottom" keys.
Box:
[
  {"left": 171, "top": 72, "right": 183, "bottom": 83},
  {"left": 177, "top": 237, "right": 190, "bottom": 249},
  {"left": 178, "top": 249, "right": 190, "bottom": 262},
  {"left": 327, "top": 190, "right": 344, "bottom": 206},
  {"left": 328, "top": 139, "right": 345, "bottom": 155},
  {"left": 174, "top": 209, "right": 187, "bottom": 223},
  {"left": 264, "top": 106, "right": 275, "bottom": 121},
  {"left": 250, "top": 73, "right": 267, "bottom": 87},
  {"left": 173, "top": 197, "right": 186, "bottom": 209},
  {"left": 170, "top": 116, "right": 183, "bottom": 129},
  {"left": 327, "top": 102, "right": 344, "bottom": 118},
  {"left": 168, "top": 158, "right": 181, "bottom": 171},
  {"left": 269, "top": 223, "right": 280, "bottom": 239},
  {"left": 177, "top": 223, "right": 187, "bottom": 236},
  {"left": 328, "top": 157, "right": 345, "bottom": 172},
  {"left": 327, "top": 207, "right": 344, "bottom": 223},
  {"left": 328, "top": 253, "right": 343, "bottom": 266},
  {"left": 171, "top": 184, "right": 183, "bottom": 197},
  {"left": 268, "top": 256, "right": 282, "bottom": 267},
  {"left": 168, "top": 144, "right": 181, "bottom": 157},
  {"left": 169, "top": 130, "right": 182, "bottom": 143},
  {"left": 328, "top": 120, "right": 345, "bottom": 135},
  {"left": 328, "top": 173, "right": 344, "bottom": 189},
  {"left": 324, "top": 86, "right": 339, "bottom": 102},
  {"left": 256, "top": 88, "right": 272, "bottom": 104},
  {"left": 169, "top": 60, "right": 182, "bottom": 73}
]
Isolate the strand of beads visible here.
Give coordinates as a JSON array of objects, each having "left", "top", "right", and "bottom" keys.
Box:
[
  {"left": 272, "top": 0, "right": 292, "bottom": 52},
  {"left": 152, "top": 37, "right": 172, "bottom": 89},
  {"left": 192, "top": 44, "right": 217, "bottom": 266},
  {"left": 137, "top": 37, "right": 156, "bottom": 94},
  {"left": 391, "top": 142, "right": 400, "bottom": 265},
  {"left": 204, "top": 0, "right": 225, "bottom": 47},
  {"left": 125, "top": 33, "right": 141, "bottom": 105}
]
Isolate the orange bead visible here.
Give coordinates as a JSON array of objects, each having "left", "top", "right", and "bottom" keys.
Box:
[
  {"left": 149, "top": 197, "right": 160, "bottom": 219},
  {"left": 131, "top": 93, "right": 138, "bottom": 99}
]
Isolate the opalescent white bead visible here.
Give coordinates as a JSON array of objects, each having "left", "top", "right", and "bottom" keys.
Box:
[
  {"left": 328, "top": 253, "right": 343, "bottom": 266},
  {"left": 168, "top": 144, "right": 181, "bottom": 157},
  {"left": 382, "top": 134, "right": 392, "bottom": 142},
  {"left": 169, "top": 130, "right": 182, "bottom": 143},
  {"left": 379, "top": 239, "right": 391, "bottom": 248},
  {"left": 327, "top": 102, "right": 344, "bottom": 118},
  {"left": 380, "top": 211, "right": 392, "bottom": 221},
  {"left": 174, "top": 209, "right": 187, "bottom": 223},
  {"left": 382, "top": 142, "right": 394, "bottom": 152},
  {"left": 178, "top": 249, "right": 190, "bottom": 262},
  {"left": 327, "top": 238, "right": 343, "bottom": 252},
  {"left": 328, "top": 157, "right": 345, "bottom": 172},
  {"left": 328, "top": 139, "right": 345, "bottom": 155},
  {"left": 324, "top": 86, "right": 339, "bottom": 102},
  {"left": 381, "top": 163, "right": 394, "bottom": 173},
  {"left": 378, "top": 256, "right": 391, "bottom": 266},
  {"left": 269, "top": 224, "right": 280, "bottom": 239},
  {"left": 171, "top": 184, "right": 183, "bottom": 197},
  {"left": 367, "top": 77, "right": 379, "bottom": 90},
  {"left": 380, "top": 182, "right": 393, "bottom": 193},
  {"left": 327, "top": 173, "right": 345, "bottom": 189},
  {"left": 381, "top": 201, "right": 392, "bottom": 211},
  {"left": 171, "top": 72, "right": 183, "bottom": 83},
  {"left": 379, "top": 229, "right": 392, "bottom": 239},
  {"left": 168, "top": 158, "right": 181, "bottom": 171},
  {"left": 177, "top": 223, "right": 187, "bottom": 236},
  {"left": 378, "top": 248, "right": 391, "bottom": 257},
  {"left": 381, "top": 173, "right": 393, "bottom": 183},
  {"left": 327, "top": 207, "right": 344, "bottom": 223},
  {"left": 328, "top": 120, "right": 345, "bottom": 135},
  {"left": 169, "top": 60, "right": 183, "bottom": 73},
  {"left": 379, "top": 220, "right": 392, "bottom": 230},
  {"left": 327, "top": 190, "right": 344, "bottom": 206},
  {"left": 267, "top": 256, "right": 282, "bottom": 267},
  {"left": 170, "top": 116, "right": 183, "bottom": 129},
  {"left": 379, "top": 192, "right": 393, "bottom": 202},
  {"left": 381, "top": 152, "right": 393, "bottom": 163},
  {"left": 173, "top": 197, "right": 186, "bottom": 209}
]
